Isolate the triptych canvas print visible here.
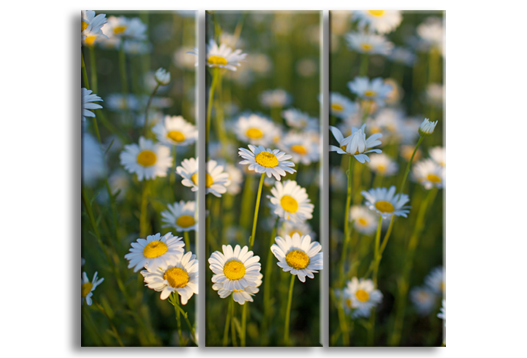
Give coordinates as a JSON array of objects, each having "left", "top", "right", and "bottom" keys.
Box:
[{"left": 81, "top": 9, "right": 445, "bottom": 347}]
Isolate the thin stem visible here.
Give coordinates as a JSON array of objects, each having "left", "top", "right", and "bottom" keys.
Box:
[
  {"left": 184, "top": 231, "right": 191, "bottom": 252},
  {"left": 139, "top": 180, "right": 151, "bottom": 237},
  {"left": 143, "top": 84, "right": 160, "bottom": 137},
  {"left": 241, "top": 304, "right": 247, "bottom": 346},
  {"left": 284, "top": 274, "right": 296, "bottom": 345},
  {"left": 339, "top": 155, "right": 353, "bottom": 286},
  {"left": 172, "top": 293, "right": 184, "bottom": 346},
  {"left": 249, "top": 173, "right": 265, "bottom": 250},
  {"left": 399, "top": 136, "right": 423, "bottom": 193},
  {"left": 223, "top": 298, "right": 233, "bottom": 346},
  {"left": 81, "top": 51, "right": 90, "bottom": 91},
  {"left": 206, "top": 68, "right": 220, "bottom": 142},
  {"left": 118, "top": 38, "right": 129, "bottom": 122},
  {"left": 171, "top": 296, "right": 198, "bottom": 345},
  {"left": 371, "top": 216, "right": 383, "bottom": 285},
  {"left": 359, "top": 53, "right": 369, "bottom": 77},
  {"left": 170, "top": 146, "right": 177, "bottom": 186},
  {"left": 92, "top": 297, "right": 124, "bottom": 347},
  {"left": 89, "top": 46, "right": 98, "bottom": 93},
  {"left": 262, "top": 217, "right": 280, "bottom": 345}
]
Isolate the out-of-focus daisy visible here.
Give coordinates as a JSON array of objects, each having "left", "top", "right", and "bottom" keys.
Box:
[
  {"left": 437, "top": 299, "right": 446, "bottom": 325},
  {"left": 161, "top": 201, "right": 198, "bottom": 232},
  {"left": 249, "top": 53, "right": 272, "bottom": 75},
  {"left": 226, "top": 164, "right": 243, "bottom": 195},
  {"left": 212, "top": 274, "right": 262, "bottom": 305},
  {"left": 154, "top": 68, "right": 171, "bottom": 86},
  {"left": 271, "top": 233, "right": 322, "bottom": 282},
  {"left": 318, "top": 92, "right": 358, "bottom": 120},
  {"left": 429, "top": 146, "right": 445, "bottom": 167},
  {"left": 282, "top": 108, "right": 318, "bottom": 131},
  {"left": 345, "top": 32, "right": 393, "bottom": 55},
  {"left": 209, "top": 245, "right": 261, "bottom": 291},
  {"left": 279, "top": 132, "right": 319, "bottom": 165},
  {"left": 351, "top": 10, "right": 402, "bottom": 34},
  {"left": 219, "top": 32, "right": 244, "bottom": 48},
  {"left": 234, "top": 114, "right": 279, "bottom": 147},
  {"left": 425, "top": 266, "right": 445, "bottom": 294},
  {"left": 120, "top": 137, "right": 172, "bottom": 181},
  {"left": 81, "top": 271, "right": 104, "bottom": 306},
  {"left": 82, "top": 132, "right": 105, "bottom": 186},
  {"left": 343, "top": 277, "right": 383, "bottom": 318},
  {"left": 173, "top": 47, "right": 197, "bottom": 69},
  {"left": 368, "top": 153, "right": 398, "bottom": 176},
  {"left": 278, "top": 220, "right": 316, "bottom": 240},
  {"left": 362, "top": 186, "right": 410, "bottom": 219},
  {"left": 260, "top": 89, "right": 291, "bottom": 108},
  {"left": 330, "top": 125, "right": 383, "bottom": 163},
  {"left": 125, "top": 232, "right": 185, "bottom": 272},
  {"left": 410, "top": 286, "right": 438, "bottom": 315},
  {"left": 238, "top": 145, "right": 296, "bottom": 181},
  {"left": 177, "top": 158, "right": 231, "bottom": 197},
  {"left": 412, "top": 159, "right": 445, "bottom": 189},
  {"left": 426, "top": 83, "right": 443, "bottom": 107},
  {"left": 348, "top": 77, "right": 393, "bottom": 106},
  {"left": 350, "top": 205, "right": 378, "bottom": 235},
  {"left": 188, "top": 39, "right": 247, "bottom": 71},
  {"left": 389, "top": 46, "right": 416, "bottom": 66},
  {"left": 417, "top": 17, "right": 444, "bottom": 54},
  {"left": 368, "top": 108, "right": 404, "bottom": 137},
  {"left": 418, "top": 118, "right": 438, "bottom": 136},
  {"left": 106, "top": 93, "right": 140, "bottom": 112},
  {"left": 82, "top": 10, "right": 108, "bottom": 47},
  {"left": 400, "top": 144, "right": 422, "bottom": 162},
  {"left": 82, "top": 88, "right": 103, "bottom": 121},
  {"left": 152, "top": 115, "right": 197, "bottom": 147},
  {"left": 141, "top": 251, "right": 198, "bottom": 303},
  {"left": 102, "top": 16, "right": 147, "bottom": 41},
  {"left": 268, "top": 180, "right": 314, "bottom": 223}
]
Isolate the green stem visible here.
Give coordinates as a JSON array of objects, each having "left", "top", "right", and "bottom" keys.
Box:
[
  {"left": 171, "top": 295, "right": 197, "bottom": 345},
  {"left": 143, "top": 84, "right": 160, "bottom": 137},
  {"left": 172, "top": 293, "right": 184, "bottom": 346},
  {"left": 284, "top": 274, "right": 295, "bottom": 345},
  {"left": 118, "top": 38, "right": 129, "bottom": 122},
  {"left": 359, "top": 53, "right": 369, "bottom": 77},
  {"left": 89, "top": 46, "right": 98, "bottom": 93},
  {"left": 170, "top": 146, "right": 177, "bottom": 186},
  {"left": 332, "top": 289, "right": 349, "bottom": 346},
  {"left": 241, "top": 304, "right": 247, "bottom": 346},
  {"left": 139, "top": 180, "right": 151, "bottom": 237},
  {"left": 81, "top": 51, "right": 90, "bottom": 91},
  {"left": 240, "top": 174, "right": 254, "bottom": 229},
  {"left": 262, "top": 217, "right": 280, "bottom": 345},
  {"left": 92, "top": 297, "right": 124, "bottom": 347},
  {"left": 184, "top": 231, "right": 191, "bottom": 252},
  {"left": 339, "top": 155, "right": 353, "bottom": 286},
  {"left": 206, "top": 68, "right": 220, "bottom": 142},
  {"left": 371, "top": 216, "right": 383, "bottom": 285},
  {"left": 249, "top": 173, "right": 265, "bottom": 250},
  {"left": 399, "top": 136, "right": 423, "bottom": 193},
  {"left": 223, "top": 298, "right": 233, "bottom": 346}
]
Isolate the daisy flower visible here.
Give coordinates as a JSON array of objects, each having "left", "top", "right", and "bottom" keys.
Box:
[
  {"left": 412, "top": 159, "right": 445, "bottom": 189},
  {"left": 82, "top": 88, "right": 103, "bottom": 121},
  {"left": 82, "top": 132, "right": 105, "bottom": 186},
  {"left": 351, "top": 10, "right": 402, "bottom": 34},
  {"left": 125, "top": 232, "right": 185, "bottom": 272},
  {"left": 350, "top": 205, "right": 378, "bottom": 235},
  {"left": 120, "top": 137, "right": 172, "bottom": 181},
  {"left": 429, "top": 146, "right": 445, "bottom": 167},
  {"left": 226, "top": 163, "right": 243, "bottom": 195},
  {"left": 368, "top": 153, "right": 399, "bottom": 176},
  {"left": 417, "top": 17, "right": 444, "bottom": 54},
  {"left": 103, "top": 16, "right": 147, "bottom": 41},
  {"left": 362, "top": 186, "right": 410, "bottom": 219},
  {"left": 389, "top": 46, "right": 416, "bottom": 66},
  {"left": 418, "top": 118, "right": 438, "bottom": 136},
  {"left": 154, "top": 67, "right": 171, "bottom": 86},
  {"left": 345, "top": 32, "right": 393, "bottom": 55},
  {"left": 141, "top": 251, "right": 198, "bottom": 303},
  {"left": 188, "top": 39, "right": 247, "bottom": 71},
  {"left": 426, "top": 83, "right": 443, "bottom": 107},
  {"left": 271, "top": 233, "right": 323, "bottom": 282},
  {"left": 81, "top": 10, "right": 108, "bottom": 47},
  {"left": 437, "top": 299, "right": 446, "bottom": 326},
  {"left": 410, "top": 286, "right": 438, "bottom": 315},
  {"left": 161, "top": 201, "right": 198, "bottom": 232},
  {"left": 81, "top": 271, "right": 104, "bottom": 306},
  {"left": 268, "top": 180, "right": 314, "bottom": 223},
  {"left": 329, "top": 125, "right": 383, "bottom": 163},
  {"left": 278, "top": 221, "right": 316, "bottom": 240},
  {"left": 234, "top": 114, "right": 279, "bottom": 147},
  {"left": 281, "top": 108, "right": 318, "bottom": 131},
  {"left": 260, "top": 89, "right": 291, "bottom": 108},
  {"left": 209, "top": 245, "right": 261, "bottom": 291},
  {"left": 177, "top": 158, "right": 231, "bottom": 197},
  {"left": 348, "top": 77, "right": 393, "bottom": 106},
  {"left": 152, "top": 115, "right": 197, "bottom": 147},
  {"left": 212, "top": 274, "right": 263, "bottom": 305},
  {"left": 279, "top": 132, "right": 319, "bottom": 165},
  {"left": 238, "top": 145, "right": 296, "bottom": 181},
  {"left": 343, "top": 277, "right": 383, "bottom": 318},
  {"left": 425, "top": 266, "right": 445, "bottom": 294},
  {"left": 323, "top": 92, "right": 358, "bottom": 120}
]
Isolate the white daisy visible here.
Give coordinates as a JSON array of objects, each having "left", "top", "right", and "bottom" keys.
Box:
[
  {"left": 426, "top": 83, "right": 443, "bottom": 107},
  {"left": 212, "top": 274, "right": 263, "bottom": 305},
  {"left": 417, "top": 17, "right": 444, "bottom": 54},
  {"left": 322, "top": 92, "right": 358, "bottom": 120},
  {"left": 120, "top": 137, "right": 172, "bottom": 181},
  {"left": 82, "top": 10, "right": 108, "bottom": 47},
  {"left": 81, "top": 271, "right": 104, "bottom": 306},
  {"left": 400, "top": 144, "right": 422, "bottom": 162},
  {"left": 437, "top": 299, "right": 446, "bottom": 326},
  {"left": 188, "top": 39, "right": 247, "bottom": 71},
  {"left": 368, "top": 153, "right": 398, "bottom": 176},
  {"left": 410, "top": 286, "right": 438, "bottom": 315},
  {"left": 176, "top": 158, "right": 231, "bottom": 197},
  {"left": 348, "top": 77, "right": 393, "bottom": 106},
  {"left": 209, "top": 245, "right": 262, "bottom": 291},
  {"left": 82, "top": 88, "right": 103, "bottom": 121},
  {"left": 260, "top": 89, "right": 291, "bottom": 108},
  {"left": 425, "top": 266, "right": 445, "bottom": 294},
  {"left": 102, "top": 16, "right": 147, "bottom": 41},
  {"left": 412, "top": 159, "right": 445, "bottom": 189},
  {"left": 329, "top": 125, "right": 383, "bottom": 163},
  {"left": 82, "top": 132, "right": 105, "bottom": 186},
  {"left": 226, "top": 164, "right": 243, "bottom": 195},
  {"left": 154, "top": 67, "right": 171, "bottom": 86},
  {"left": 389, "top": 46, "right": 416, "bottom": 66},
  {"left": 350, "top": 205, "right": 378, "bottom": 235},
  {"left": 345, "top": 32, "right": 393, "bottom": 55},
  {"left": 351, "top": 10, "right": 402, "bottom": 34},
  {"left": 418, "top": 118, "right": 438, "bottom": 136},
  {"left": 279, "top": 132, "right": 319, "bottom": 165},
  {"left": 278, "top": 221, "right": 316, "bottom": 240},
  {"left": 238, "top": 145, "right": 296, "bottom": 181},
  {"left": 271, "top": 233, "right": 322, "bottom": 283},
  {"left": 234, "top": 114, "right": 279, "bottom": 147},
  {"left": 141, "top": 251, "right": 198, "bottom": 304},
  {"left": 125, "top": 232, "right": 185, "bottom": 272},
  {"left": 362, "top": 186, "right": 410, "bottom": 219},
  {"left": 268, "top": 180, "right": 314, "bottom": 223},
  {"left": 161, "top": 201, "right": 198, "bottom": 232},
  {"left": 106, "top": 93, "right": 140, "bottom": 112},
  {"left": 281, "top": 108, "right": 318, "bottom": 131},
  {"left": 152, "top": 115, "right": 197, "bottom": 147},
  {"left": 429, "top": 146, "right": 445, "bottom": 167},
  {"left": 343, "top": 277, "right": 383, "bottom": 318}
]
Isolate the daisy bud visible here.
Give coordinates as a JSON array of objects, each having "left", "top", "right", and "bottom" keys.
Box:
[
  {"left": 155, "top": 67, "right": 171, "bottom": 86},
  {"left": 418, "top": 118, "right": 438, "bottom": 136}
]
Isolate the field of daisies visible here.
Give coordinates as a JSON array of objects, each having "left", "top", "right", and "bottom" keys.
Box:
[
  {"left": 81, "top": 10, "right": 199, "bottom": 346},
  {"left": 203, "top": 11, "right": 322, "bottom": 346},
  {"left": 328, "top": 11, "right": 445, "bottom": 346}
]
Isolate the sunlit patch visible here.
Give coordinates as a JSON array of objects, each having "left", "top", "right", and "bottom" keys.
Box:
[
  {"left": 355, "top": 289, "right": 370, "bottom": 302},
  {"left": 223, "top": 260, "right": 246, "bottom": 280},
  {"left": 331, "top": 103, "right": 344, "bottom": 112},
  {"left": 143, "top": 240, "right": 168, "bottom": 259},
  {"left": 375, "top": 200, "right": 395, "bottom": 213},
  {"left": 255, "top": 152, "right": 279, "bottom": 168},
  {"left": 81, "top": 282, "right": 93, "bottom": 297},
  {"left": 176, "top": 215, "right": 195, "bottom": 228},
  {"left": 137, "top": 150, "right": 157, "bottom": 167},
  {"left": 208, "top": 55, "right": 228, "bottom": 66},
  {"left": 291, "top": 144, "right": 308, "bottom": 156},
  {"left": 246, "top": 128, "right": 263, "bottom": 139},
  {"left": 191, "top": 173, "right": 213, "bottom": 188},
  {"left": 427, "top": 173, "right": 441, "bottom": 183},
  {"left": 164, "top": 267, "right": 189, "bottom": 288},
  {"left": 113, "top": 26, "right": 127, "bottom": 34},
  {"left": 368, "top": 10, "right": 385, "bottom": 17},
  {"left": 285, "top": 250, "right": 309, "bottom": 270},
  {"left": 281, "top": 195, "right": 299, "bottom": 213},
  {"left": 167, "top": 130, "right": 186, "bottom": 143}
]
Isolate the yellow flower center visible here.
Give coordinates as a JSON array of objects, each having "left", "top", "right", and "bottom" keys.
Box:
[
  {"left": 223, "top": 260, "right": 246, "bottom": 280},
  {"left": 340, "top": 144, "right": 348, "bottom": 152},
  {"left": 191, "top": 173, "right": 213, "bottom": 188},
  {"left": 331, "top": 103, "right": 344, "bottom": 112},
  {"left": 417, "top": 291, "right": 429, "bottom": 302},
  {"left": 289, "top": 230, "right": 302, "bottom": 237},
  {"left": 113, "top": 26, "right": 127, "bottom": 34},
  {"left": 360, "top": 43, "right": 373, "bottom": 52},
  {"left": 81, "top": 282, "right": 93, "bottom": 297},
  {"left": 427, "top": 174, "right": 441, "bottom": 183},
  {"left": 208, "top": 55, "right": 228, "bottom": 66},
  {"left": 285, "top": 250, "right": 310, "bottom": 270},
  {"left": 233, "top": 289, "right": 243, "bottom": 293},
  {"left": 255, "top": 151, "right": 279, "bottom": 168},
  {"left": 81, "top": 21, "right": 88, "bottom": 32},
  {"left": 164, "top": 267, "right": 189, "bottom": 288},
  {"left": 176, "top": 215, "right": 196, "bottom": 228},
  {"left": 291, "top": 144, "right": 308, "bottom": 156},
  {"left": 364, "top": 90, "right": 377, "bottom": 97},
  {"left": 246, "top": 128, "right": 264, "bottom": 139},
  {"left": 375, "top": 200, "right": 395, "bottom": 213},
  {"left": 377, "top": 165, "right": 386, "bottom": 173},
  {"left": 281, "top": 195, "right": 299, "bottom": 213},
  {"left": 356, "top": 289, "right": 370, "bottom": 302},
  {"left": 368, "top": 10, "right": 385, "bottom": 17},
  {"left": 84, "top": 36, "right": 97, "bottom": 46},
  {"left": 167, "top": 130, "right": 186, "bottom": 143},
  {"left": 358, "top": 218, "right": 368, "bottom": 226},
  {"left": 137, "top": 150, "right": 157, "bottom": 167},
  {"left": 143, "top": 240, "right": 168, "bottom": 259}
]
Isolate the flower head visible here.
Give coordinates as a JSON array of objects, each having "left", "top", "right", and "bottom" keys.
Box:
[
  {"left": 212, "top": 273, "right": 263, "bottom": 305},
  {"left": 125, "top": 232, "right": 185, "bottom": 272},
  {"left": 348, "top": 77, "right": 393, "bottom": 107},
  {"left": 323, "top": 92, "right": 358, "bottom": 120},
  {"left": 161, "top": 201, "right": 198, "bottom": 232},
  {"left": 279, "top": 132, "right": 319, "bottom": 165},
  {"left": 102, "top": 16, "right": 147, "bottom": 41},
  {"left": 238, "top": 145, "right": 296, "bottom": 181},
  {"left": 343, "top": 277, "right": 383, "bottom": 318},
  {"left": 234, "top": 114, "right": 280, "bottom": 147},
  {"left": 81, "top": 271, "right": 104, "bottom": 305},
  {"left": 437, "top": 299, "right": 446, "bottom": 326},
  {"left": 281, "top": 108, "right": 318, "bottom": 131},
  {"left": 177, "top": 158, "right": 231, "bottom": 197},
  {"left": 351, "top": 10, "right": 402, "bottom": 34},
  {"left": 350, "top": 205, "right": 378, "bottom": 235},
  {"left": 188, "top": 39, "right": 247, "bottom": 71},
  {"left": 429, "top": 146, "right": 445, "bottom": 167},
  {"left": 120, "top": 137, "right": 172, "bottom": 181},
  {"left": 345, "top": 32, "right": 393, "bottom": 55},
  {"left": 82, "top": 88, "right": 103, "bottom": 121},
  {"left": 268, "top": 180, "right": 314, "bottom": 223},
  {"left": 410, "top": 286, "right": 438, "bottom": 315},
  {"left": 81, "top": 10, "right": 108, "bottom": 47},
  {"left": 418, "top": 118, "right": 438, "bottom": 136},
  {"left": 152, "top": 115, "right": 197, "bottom": 147},
  {"left": 154, "top": 67, "right": 171, "bottom": 86},
  {"left": 329, "top": 125, "right": 382, "bottom": 163},
  {"left": 425, "top": 266, "right": 445, "bottom": 294},
  {"left": 209, "top": 245, "right": 261, "bottom": 291},
  {"left": 260, "top": 89, "right": 291, "bottom": 108},
  {"left": 412, "top": 159, "right": 445, "bottom": 189},
  {"left": 362, "top": 186, "right": 410, "bottom": 219},
  {"left": 278, "top": 220, "right": 316, "bottom": 240},
  {"left": 271, "top": 233, "right": 322, "bottom": 282},
  {"left": 368, "top": 153, "right": 398, "bottom": 176}
]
